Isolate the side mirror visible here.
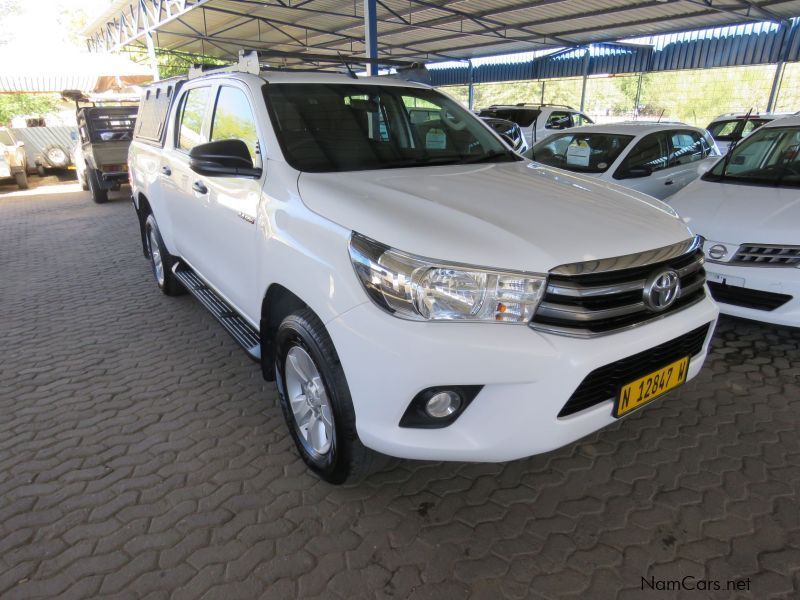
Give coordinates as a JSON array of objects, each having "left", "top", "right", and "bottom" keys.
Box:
[
  {"left": 620, "top": 164, "right": 652, "bottom": 179},
  {"left": 189, "top": 139, "right": 261, "bottom": 178}
]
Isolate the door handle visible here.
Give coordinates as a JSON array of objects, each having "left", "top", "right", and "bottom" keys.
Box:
[
  {"left": 664, "top": 180, "right": 674, "bottom": 185},
  {"left": 161, "top": 165, "right": 171, "bottom": 176},
  {"left": 192, "top": 180, "right": 208, "bottom": 194}
]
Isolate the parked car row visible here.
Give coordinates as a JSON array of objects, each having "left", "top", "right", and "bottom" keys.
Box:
[{"left": 126, "top": 54, "right": 720, "bottom": 484}]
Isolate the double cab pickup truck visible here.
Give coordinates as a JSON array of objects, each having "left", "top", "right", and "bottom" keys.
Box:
[{"left": 128, "top": 52, "right": 719, "bottom": 484}]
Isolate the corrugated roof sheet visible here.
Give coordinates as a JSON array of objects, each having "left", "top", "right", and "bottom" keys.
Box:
[{"left": 84, "top": 0, "right": 800, "bottom": 70}]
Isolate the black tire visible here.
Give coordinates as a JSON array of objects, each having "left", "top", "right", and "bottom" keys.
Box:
[
  {"left": 36, "top": 164, "right": 46, "bottom": 177},
  {"left": 87, "top": 168, "right": 108, "bottom": 203},
  {"left": 275, "top": 308, "right": 383, "bottom": 484},
  {"left": 14, "top": 171, "right": 28, "bottom": 190},
  {"left": 144, "top": 214, "right": 185, "bottom": 296}
]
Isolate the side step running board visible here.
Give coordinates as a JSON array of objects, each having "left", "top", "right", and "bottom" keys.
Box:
[{"left": 173, "top": 263, "right": 261, "bottom": 361}]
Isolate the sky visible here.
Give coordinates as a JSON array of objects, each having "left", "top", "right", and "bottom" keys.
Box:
[{"left": 0, "top": 0, "right": 113, "bottom": 52}]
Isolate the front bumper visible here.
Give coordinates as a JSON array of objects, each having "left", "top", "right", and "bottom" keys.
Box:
[
  {"left": 326, "top": 295, "right": 719, "bottom": 462},
  {"left": 704, "top": 261, "right": 800, "bottom": 327}
]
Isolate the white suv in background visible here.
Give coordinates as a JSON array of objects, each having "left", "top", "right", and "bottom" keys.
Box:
[
  {"left": 706, "top": 112, "right": 791, "bottom": 154},
  {"left": 526, "top": 122, "right": 721, "bottom": 200},
  {"left": 477, "top": 103, "right": 593, "bottom": 147},
  {"left": 128, "top": 53, "right": 718, "bottom": 483},
  {"left": 669, "top": 116, "right": 800, "bottom": 328}
]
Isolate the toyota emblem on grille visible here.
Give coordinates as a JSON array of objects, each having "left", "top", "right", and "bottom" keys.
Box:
[{"left": 643, "top": 269, "right": 681, "bottom": 312}]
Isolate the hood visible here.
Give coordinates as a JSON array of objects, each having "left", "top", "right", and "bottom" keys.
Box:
[
  {"left": 298, "top": 160, "right": 693, "bottom": 273},
  {"left": 668, "top": 177, "right": 800, "bottom": 246}
]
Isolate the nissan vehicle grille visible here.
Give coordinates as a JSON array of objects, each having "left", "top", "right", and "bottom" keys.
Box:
[
  {"left": 530, "top": 237, "right": 707, "bottom": 336},
  {"left": 731, "top": 244, "right": 800, "bottom": 267}
]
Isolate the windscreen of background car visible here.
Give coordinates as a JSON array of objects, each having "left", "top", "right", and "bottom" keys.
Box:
[
  {"left": 0, "top": 130, "right": 14, "bottom": 146},
  {"left": 525, "top": 132, "right": 634, "bottom": 173},
  {"left": 704, "top": 126, "right": 800, "bottom": 186},
  {"left": 477, "top": 108, "right": 541, "bottom": 127},
  {"left": 265, "top": 84, "right": 517, "bottom": 172}
]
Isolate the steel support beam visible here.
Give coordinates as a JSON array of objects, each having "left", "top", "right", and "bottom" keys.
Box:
[
  {"left": 467, "top": 60, "right": 474, "bottom": 110},
  {"left": 364, "top": 0, "right": 379, "bottom": 76},
  {"left": 579, "top": 48, "right": 590, "bottom": 112},
  {"left": 145, "top": 31, "right": 161, "bottom": 81},
  {"left": 767, "top": 61, "right": 785, "bottom": 112}
]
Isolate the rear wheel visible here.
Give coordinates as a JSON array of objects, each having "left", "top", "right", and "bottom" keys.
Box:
[
  {"left": 14, "top": 171, "right": 28, "bottom": 190},
  {"left": 275, "top": 308, "right": 383, "bottom": 484},
  {"left": 87, "top": 168, "right": 107, "bottom": 203},
  {"left": 144, "top": 214, "right": 184, "bottom": 296}
]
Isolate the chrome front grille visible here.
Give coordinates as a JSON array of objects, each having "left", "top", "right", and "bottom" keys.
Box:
[
  {"left": 731, "top": 244, "right": 800, "bottom": 266},
  {"left": 530, "top": 238, "right": 706, "bottom": 337}
]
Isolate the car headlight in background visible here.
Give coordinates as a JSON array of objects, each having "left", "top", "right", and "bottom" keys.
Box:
[{"left": 349, "top": 232, "right": 547, "bottom": 323}]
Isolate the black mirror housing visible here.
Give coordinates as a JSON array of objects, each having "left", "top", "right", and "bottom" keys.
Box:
[{"left": 189, "top": 139, "right": 261, "bottom": 178}]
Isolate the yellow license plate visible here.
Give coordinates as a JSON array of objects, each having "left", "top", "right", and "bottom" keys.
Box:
[{"left": 615, "top": 356, "right": 689, "bottom": 418}]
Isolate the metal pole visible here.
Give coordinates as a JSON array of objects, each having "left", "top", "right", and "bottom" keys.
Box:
[
  {"left": 363, "top": 0, "right": 378, "bottom": 76},
  {"left": 767, "top": 61, "right": 785, "bottom": 112},
  {"left": 579, "top": 49, "right": 590, "bottom": 113},
  {"left": 540, "top": 80, "right": 545, "bottom": 104},
  {"left": 633, "top": 72, "right": 644, "bottom": 119},
  {"left": 467, "top": 60, "right": 474, "bottom": 110},
  {"left": 145, "top": 31, "right": 160, "bottom": 82}
]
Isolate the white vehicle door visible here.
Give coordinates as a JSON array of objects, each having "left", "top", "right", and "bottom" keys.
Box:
[
  {"left": 191, "top": 83, "right": 263, "bottom": 317},
  {"left": 612, "top": 131, "right": 676, "bottom": 199},
  {"left": 162, "top": 84, "right": 213, "bottom": 265}
]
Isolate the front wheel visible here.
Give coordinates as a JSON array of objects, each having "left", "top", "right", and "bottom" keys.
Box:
[
  {"left": 144, "top": 214, "right": 184, "bottom": 296},
  {"left": 36, "top": 164, "right": 46, "bottom": 177},
  {"left": 275, "top": 309, "right": 383, "bottom": 484},
  {"left": 14, "top": 171, "right": 28, "bottom": 190}
]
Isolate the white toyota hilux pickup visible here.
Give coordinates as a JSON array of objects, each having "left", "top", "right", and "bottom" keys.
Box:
[{"left": 128, "top": 55, "right": 719, "bottom": 484}]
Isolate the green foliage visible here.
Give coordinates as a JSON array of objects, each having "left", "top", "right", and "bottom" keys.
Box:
[
  {"left": 440, "top": 64, "right": 789, "bottom": 127},
  {"left": 0, "top": 94, "right": 60, "bottom": 125},
  {"left": 125, "top": 48, "right": 228, "bottom": 79}
]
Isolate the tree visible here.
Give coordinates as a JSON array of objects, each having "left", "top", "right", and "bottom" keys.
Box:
[{"left": 0, "top": 94, "right": 60, "bottom": 126}]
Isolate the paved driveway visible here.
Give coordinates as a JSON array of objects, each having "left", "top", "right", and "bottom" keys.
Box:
[{"left": 1, "top": 181, "right": 798, "bottom": 599}]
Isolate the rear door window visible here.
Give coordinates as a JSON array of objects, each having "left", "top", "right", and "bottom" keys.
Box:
[
  {"left": 176, "top": 87, "right": 211, "bottom": 151},
  {"left": 545, "top": 111, "right": 572, "bottom": 130},
  {"left": 669, "top": 130, "right": 707, "bottom": 166}
]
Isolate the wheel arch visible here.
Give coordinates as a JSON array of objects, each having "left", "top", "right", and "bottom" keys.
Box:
[
  {"left": 260, "top": 283, "right": 311, "bottom": 381},
  {"left": 136, "top": 193, "right": 153, "bottom": 258}
]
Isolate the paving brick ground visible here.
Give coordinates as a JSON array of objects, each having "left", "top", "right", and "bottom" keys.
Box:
[{"left": 1, "top": 179, "right": 799, "bottom": 599}]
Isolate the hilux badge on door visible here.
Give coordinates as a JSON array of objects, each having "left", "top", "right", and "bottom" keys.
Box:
[{"left": 643, "top": 270, "right": 681, "bottom": 312}]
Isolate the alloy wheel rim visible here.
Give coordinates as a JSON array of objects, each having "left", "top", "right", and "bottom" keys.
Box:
[
  {"left": 148, "top": 229, "right": 164, "bottom": 286},
  {"left": 284, "top": 345, "right": 334, "bottom": 457}
]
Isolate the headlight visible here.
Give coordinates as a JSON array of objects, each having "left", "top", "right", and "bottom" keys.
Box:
[{"left": 349, "top": 232, "right": 547, "bottom": 323}]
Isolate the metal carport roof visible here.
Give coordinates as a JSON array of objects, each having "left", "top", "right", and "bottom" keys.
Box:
[{"left": 84, "top": 0, "right": 800, "bottom": 70}]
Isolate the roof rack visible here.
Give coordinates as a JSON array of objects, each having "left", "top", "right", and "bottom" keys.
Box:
[{"left": 188, "top": 49, "right": 260, "bottom": 79}]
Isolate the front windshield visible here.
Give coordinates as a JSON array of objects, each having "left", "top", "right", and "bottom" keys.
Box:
[
  {"left": 704, "top": 125, "right": 800, "bottom": 187},
  {"left": 0, "top": 130, "right": 14, "bottom": 146},
  {"left": 265, "top": 83, "right": 518, "bottom": 173},
  {"left": 524, "top": 132, "right": 634, "bottom": 173}
]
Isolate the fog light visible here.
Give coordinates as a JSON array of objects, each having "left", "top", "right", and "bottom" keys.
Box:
[{"left": 425, "top": 391, "right": 462, "bottom": 418}]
